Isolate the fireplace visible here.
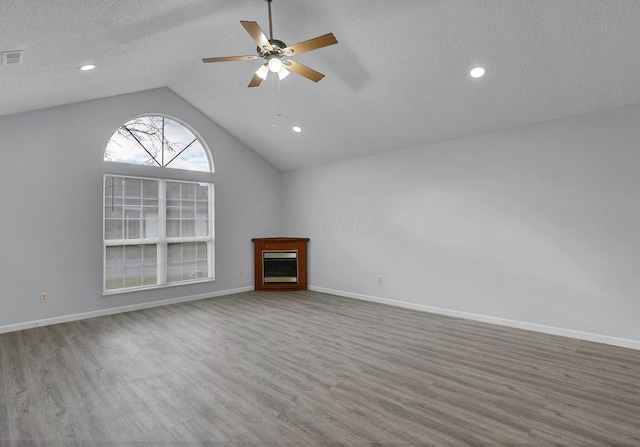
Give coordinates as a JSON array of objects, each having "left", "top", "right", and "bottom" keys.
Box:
[
  {"left": 263, "top": 251, "right": 298, "bottom": 283},
  {"left": 252, "top": 238, "right": 309, "bottom": 291}
]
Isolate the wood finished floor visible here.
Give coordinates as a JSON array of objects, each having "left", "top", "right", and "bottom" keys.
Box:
[{"left": 1, "top": 291, "right": 639, "bottom": 446}]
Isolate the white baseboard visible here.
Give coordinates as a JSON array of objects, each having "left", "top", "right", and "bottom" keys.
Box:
[
  {"left": 309, "top": 286, "right": 640, "bottom": 351},
  {"left": 5, "top": 285, "right": 639, "bottom": 351},
  {"left": 0, "top": 286, "right": 253, "bottom": 335}
]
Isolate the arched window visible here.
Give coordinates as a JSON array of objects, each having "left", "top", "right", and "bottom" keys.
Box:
[
  {"left": 105, "top": 115, "right": 212, "bottom": 172},
  {"left": 103, "top": 115, "right": 214, "bottom": 293}
]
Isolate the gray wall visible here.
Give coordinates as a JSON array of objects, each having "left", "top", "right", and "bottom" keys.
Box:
[
  {"left": 282, "top": 103, "right": 640, "bottom": 342},
  {"left": 2, "top": 86, "right": 639, "bottom": 345},
  {"left": 0, "top": 88, "right": 282, "bottom": 327}
]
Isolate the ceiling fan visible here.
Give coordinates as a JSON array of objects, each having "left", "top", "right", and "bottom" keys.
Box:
[{"left": 202, "top": 0, "right": 338, "bottom": 87}]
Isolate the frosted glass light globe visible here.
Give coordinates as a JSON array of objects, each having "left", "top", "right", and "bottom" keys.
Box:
[{"left": 268, "top": 58, "right": 283, "bottom": 73}]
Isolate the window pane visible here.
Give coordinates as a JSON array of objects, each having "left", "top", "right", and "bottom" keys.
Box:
[
  {"left": 105, "top": 219, "right": 123, "bottom": 240},
  {"left": 124, "top": 210, "right": 142, "bottom": 239},
  {"left": 127, "top": 266, "right": 143, "bottom": 288},
  {"left": 104, "top": 176, "right": 124, "bottom": 220},
  {"left": 166, "top": 207, "right": 180, "bottom": 220},
  {"left": 143, "top": 245, "right": 158, "bottom": 285},
  {"left": 106, "top": 244, "right": 157, "bottom": 290},
  {"left": 104, "top": 204, "right": 123, "bottom": 220},
  {"left": 196, "top": 200, "right": 208, "bottom": 213},
  {"left": 197, "top": 242, "right": 208, "bottom": 261},
  {"left": 124, "top": 245, "right": 142, "bottom": 282},
  {"left": 195, "top": 220, "right": 208, "bottom": 237},
  {"left": 167, "top": 242, "right": 209, "bottom": 283},
  {"left": 182, "top": 183, "right": 195, "bottom": 200},
  {"left": 182, "top": 220, "right": 195, "bottom": 237},
  {"left": 143, "top": 179, "right": 158, "bottom": 199},
  {"left": 167, "top": 219, "right": 180, "bottom": 238},
  {"left": 183, "top": 242, "right": 196, "bottom": 260},
  {"left": 168, "top": 142, "right": 210, "bottom": 172},
  {"left": 194, "top": 242, "right": 208, "bottom": 278},
  {"left": 124, "top": 178, "right": 141, "bottom": 198},
  {"left": 196, "top": 184, "right": 209, "bottom": 200},
  {"left": 107, "top": 176, "right": 124, "bottom": 197},
  {"left": 166, "top": 182, "right": 180, "bottom": 200},
  {"left": 167, "top": 243, "right": 182, "bottom": 283},
  {"left": 105, "top": 246, "right": 125, "bottom": 290},
  {"left": 140, "top": 180, "right": 158, "bottom": 238},
  {"left": 182, "top": 202, "right": 195, "bottom": 219},
  {"left": 144, "top": 213, "right": 159, "bottom": 238}
]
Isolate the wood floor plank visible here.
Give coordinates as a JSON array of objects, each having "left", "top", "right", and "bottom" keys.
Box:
[{"left": 1, "top": 290, "right": 640, "bottom": 446}]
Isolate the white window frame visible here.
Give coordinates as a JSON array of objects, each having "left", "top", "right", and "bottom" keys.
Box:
[
  {"left": 103, "top": 114, "right": 215, "bottom": 295},
  {"left": 103, "top": 175, "right": 215, "bottom": 294}
]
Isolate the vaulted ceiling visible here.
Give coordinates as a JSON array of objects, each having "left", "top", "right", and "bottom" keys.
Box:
[{"left": 2, "top": 0, "right": 640, "bottom": 170}]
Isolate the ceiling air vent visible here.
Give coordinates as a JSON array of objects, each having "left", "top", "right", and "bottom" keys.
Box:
[{"left": 2, "top": 50, "right": 24, "bottom": 65}]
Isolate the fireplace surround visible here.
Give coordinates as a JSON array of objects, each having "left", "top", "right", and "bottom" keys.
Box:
[{"left": 252, "top": 237, "right": 309, "bottom": 291}]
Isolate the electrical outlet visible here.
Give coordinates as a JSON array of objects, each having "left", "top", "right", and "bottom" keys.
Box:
[
  {"left": 377, "top": 275, "right": 382, "bottom": 285},
  {"left": 239, "top": 269, "right": 243, "bottom": 277},
  {"left": 40, "top": 292, "right": 48, "bottom": 303}
]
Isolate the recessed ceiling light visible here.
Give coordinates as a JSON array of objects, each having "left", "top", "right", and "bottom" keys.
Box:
[
  {"left": 79, "top": 64, "right": 96, "bottom": 71},
  {"left": 470, "top": 66, "right": 486, "bottom": 78},
  {"left": 293, "top": 126, "right": 302, "bottom": 133}
]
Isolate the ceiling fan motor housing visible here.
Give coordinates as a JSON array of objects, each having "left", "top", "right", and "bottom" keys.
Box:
[{"left": 257, "top": 39, "right": 287, "bottom": 58}]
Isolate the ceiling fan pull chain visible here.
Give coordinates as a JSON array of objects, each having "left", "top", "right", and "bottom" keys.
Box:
[{"left": 271, "top": 77, "right": 278, "bottom": 128}]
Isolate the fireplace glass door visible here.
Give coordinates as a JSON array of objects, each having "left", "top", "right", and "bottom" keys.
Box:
[{"left": 263, "top": 251, "right": 298, "bottom": 283}]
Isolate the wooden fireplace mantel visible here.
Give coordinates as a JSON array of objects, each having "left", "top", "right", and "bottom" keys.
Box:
[{"left": 252, "top": 237, "right": 309, "bottom": 291}]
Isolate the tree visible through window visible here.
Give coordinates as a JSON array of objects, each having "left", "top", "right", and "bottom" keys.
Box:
[
  {"left": 103, "top": 115, "right": 214, "bottom": 293},
  {"left": 105, "top": 116, "right": 210, "bottom": 172}
]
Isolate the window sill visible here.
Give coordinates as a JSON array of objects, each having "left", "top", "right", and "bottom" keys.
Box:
[{"left": 102, "top": 277, "right": 216, "bottom": 296}]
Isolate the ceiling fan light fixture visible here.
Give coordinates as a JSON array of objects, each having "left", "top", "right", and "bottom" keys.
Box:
[
  {"left": 268, "top": 57, "right": 283, "bottom": 73},
  {"left": 277, "top": 67, "right": 290, "bottom": 80},
  {"left": 201, "top": 0, "right": 338, "bottom": 87},
  {"left": 255, "top": 64, "right": 269, "bottom": 80}
]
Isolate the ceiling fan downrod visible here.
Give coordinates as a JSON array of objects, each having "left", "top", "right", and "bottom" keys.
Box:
[{"left": 267, "top": 0, "right": 274, "bottom": 41}]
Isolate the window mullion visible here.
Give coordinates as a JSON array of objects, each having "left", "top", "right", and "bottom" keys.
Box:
[{"left": 158, "top": 180, "right": 167, "bottom": 285}]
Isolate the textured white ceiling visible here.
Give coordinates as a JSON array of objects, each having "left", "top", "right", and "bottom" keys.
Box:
[{"left": 2, "top": 0, "right": 640, "bottom": 170}]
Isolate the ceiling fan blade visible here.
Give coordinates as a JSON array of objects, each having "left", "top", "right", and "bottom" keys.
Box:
[
  {"left": 202, "top": 55, "right": 260, "bottom": 63},
  {"left": 283, "top": 60, "right": 325, "bottom": 83},
  {"left": 248, "top": 73, "right": 263, "bottom": 88},
  {"left": 241, "top": 20, "right": 273, "bottom": 52},
  {"left": 283, "top": 33, "right": 338, "bottom": 56}
]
